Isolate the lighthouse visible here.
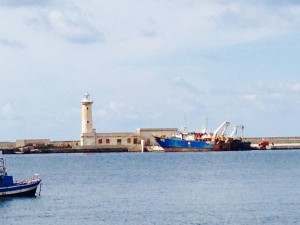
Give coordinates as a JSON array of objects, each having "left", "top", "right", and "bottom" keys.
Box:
[{"left": 80, "top": 92, "right": 96, "bottom": 146}]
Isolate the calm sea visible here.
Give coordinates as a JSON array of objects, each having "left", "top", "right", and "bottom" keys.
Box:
[{"left": 1, "top": 151, "right": 300, "bottom": 225}]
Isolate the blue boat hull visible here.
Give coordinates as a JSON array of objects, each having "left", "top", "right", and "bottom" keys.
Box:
[
  {"left": 155, "top": 137, "right": 215, "bottom": 152},
  {"left": 0, "top": 179, "right": 41, "bottom": 197}
]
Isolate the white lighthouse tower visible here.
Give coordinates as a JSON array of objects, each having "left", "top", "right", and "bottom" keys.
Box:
[{"left": 80, "top": 92, "right": 96, "bottom": 146}]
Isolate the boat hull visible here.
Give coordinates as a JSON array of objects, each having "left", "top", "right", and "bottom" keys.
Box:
[
  {"left": 155, "top": 137, "right": 215, "bottom": 152},
  {"left": 0, "top": 179, "right": 41, "bottom": 197},
  {"left": 163, "top": 147, "right": 213, "bottom": 152}
]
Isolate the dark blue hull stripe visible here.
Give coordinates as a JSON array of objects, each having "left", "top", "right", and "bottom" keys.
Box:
[{"left": 0, "top": 181, "right": 41, "bottom": 193}]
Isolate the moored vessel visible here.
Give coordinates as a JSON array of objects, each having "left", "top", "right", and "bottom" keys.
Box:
[
  {"left": 0, "top": 156, "right": 41, "bottom": 197},
  {"left": 154, "top": 122, "right": 251, "bottom": 152}
]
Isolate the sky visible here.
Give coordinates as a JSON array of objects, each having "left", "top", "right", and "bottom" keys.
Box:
[{"left": 1, "top": 0, "right": 300, "bottom": 141}]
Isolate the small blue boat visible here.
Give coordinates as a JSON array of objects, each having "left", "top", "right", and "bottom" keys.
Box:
[{"left": 0, "top": 157, "right": 41, "bottom": 197}]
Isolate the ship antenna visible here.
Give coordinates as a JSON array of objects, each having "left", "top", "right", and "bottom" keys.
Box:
[
  {"left": 183, "top": 115, "right": 187, "bottom": 132},
  {"left": 202, "top": 117, "right": 208, "bottom": 133}
]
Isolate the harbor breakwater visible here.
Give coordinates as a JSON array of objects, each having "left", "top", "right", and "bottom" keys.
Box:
[
  {"left": 1, "top": 137, "right": 300, "bottom": 154},
  {"left": 244, "top": 136, "right": 300, "bottom": 150}
]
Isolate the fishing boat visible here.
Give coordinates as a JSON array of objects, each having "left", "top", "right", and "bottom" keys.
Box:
[
  {"left": 0, "top": 156, "right": 41, "bottom": 197},
  {"left": 154, "top": 121, "right": 251, "bottom": 152}
]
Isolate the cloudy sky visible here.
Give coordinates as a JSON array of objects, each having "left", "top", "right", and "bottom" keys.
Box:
[{"left": 1, "top": 0, "right": 300, "bottom": 141}]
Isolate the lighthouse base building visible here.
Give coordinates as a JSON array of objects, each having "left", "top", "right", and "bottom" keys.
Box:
[{"left": 80, "top": 93, "right": 177, "bottom": 152}]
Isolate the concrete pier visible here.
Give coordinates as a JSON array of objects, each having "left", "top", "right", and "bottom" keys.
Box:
[
  {"left": 244, "top": 137, "right": 300, "bottom": 150},
  {"left": 1, "top": 136, "right": 300, "bottom": 154}
]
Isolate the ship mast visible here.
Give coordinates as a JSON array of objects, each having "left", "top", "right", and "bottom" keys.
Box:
[{"left": 0, "top": 157, "right": 7, "bottom": 176}]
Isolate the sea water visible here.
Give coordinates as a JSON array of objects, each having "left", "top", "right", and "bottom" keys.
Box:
[{"left": 1, "top": 150, "right": 300, "bottom": 225}]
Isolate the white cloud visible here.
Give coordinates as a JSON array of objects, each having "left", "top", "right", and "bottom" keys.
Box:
[
  {"left": 106, "top": 101, "right": 125, "bottom": 112},
  {"left": 170, "top": 76, "right": 198, "bottom": 92},
  {"left": 0, "top": 0, "right": 50, "bottom": 7},
  {"left": 0, "top": 103, "right": 15, "bottom": 120},
  {"left": 47, "top": 10, "right": 101, "bottom": 44},
  {"left": 255, "top": 81, "right": 300, "bottom": 95},
  {"left": 242, "top": 94, "right": 257, "bottom": 102},
  {"left": 289, "top": 83, "right": 300, "bottom": 92},
  {"left": 93, "top": 109, "right": 107, "bottom": 118},
  {"left": 0, "top": 38, "right": 24, "bottom": 48}
]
